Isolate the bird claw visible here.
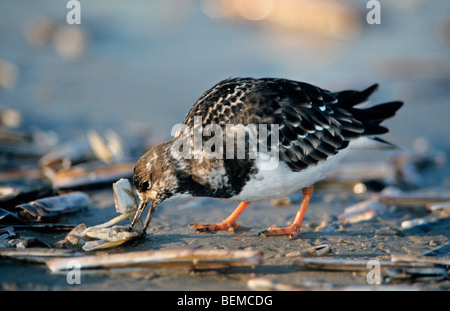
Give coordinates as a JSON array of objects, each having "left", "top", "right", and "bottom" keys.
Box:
[
  {"left": 190, "top": 222, "right": 240, "bottom": 233},
  {"left": 258, "top": 225, "right": 300, "bottom": 239}
]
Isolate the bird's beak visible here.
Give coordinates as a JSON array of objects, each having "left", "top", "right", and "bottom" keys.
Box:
[
  {"left": 142, "top": 200, "right": 158, "bottom": 233},
  {"left": 130, "top": 199, "right": 150, "bottom": 232},
  {"left": 130, "top": 199, "right": 158, "bottom": 234}
]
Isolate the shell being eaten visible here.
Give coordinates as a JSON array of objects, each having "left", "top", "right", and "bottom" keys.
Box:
[{"left": 55, "top": 179, "right": 141, "bottom": 251}]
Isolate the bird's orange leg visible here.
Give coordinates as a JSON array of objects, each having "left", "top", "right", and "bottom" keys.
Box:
[
  {"left": 190, "top": 201, "right": 250, "bottom": 233},
  {"left": 259, "top": 185, "right": 314, "bottom": 239}
]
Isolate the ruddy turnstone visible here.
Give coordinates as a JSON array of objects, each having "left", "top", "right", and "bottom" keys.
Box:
[{"left": 131, "top": 77, "right": 402, "bottom": 238}]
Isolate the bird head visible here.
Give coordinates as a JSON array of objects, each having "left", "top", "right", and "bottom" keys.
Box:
[{"left": 131, "top": 141, "right": 179, "bottom": 232}]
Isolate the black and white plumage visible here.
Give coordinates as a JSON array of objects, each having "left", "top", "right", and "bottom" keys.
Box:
[{"left": 132, "top": 77, "right": 403, "bottom": 237}]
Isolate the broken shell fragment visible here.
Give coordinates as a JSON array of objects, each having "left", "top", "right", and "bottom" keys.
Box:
[
  {"left": 113, "top": 178, "right": 137, "bottom": 214},
  {"left": 247, "top": 277, "right": 417, "bottom": 291},
  {"left": 400, "top": 217, "right": 450, "bottom": 235},
  {"left": 294, "top": 258, "right": 430, "bottom": 272},
  {"left": 0, "top": 247, "right": 77, "bottom": 263},
  {"left": 376, "top": 190, "right": 450, "bottom": 207},
  {"left": 247, "top": 277, "right": 302, "bottom": 291},
  {"left": 54, "top": 222, "right": 138, "bottom": 251},
  {"left": 391, "top": 254, "right": 450, "bottom": 266},
  {"left": 54, "top": 179, "right": 141, "bottom": 251},
  {"left": 81, "top": 239, "right": 134, "bottom": 251},
  {"left": 82, "top": 226, "right": 138, "bottom": 242},
  {"left": 0, "top": 187, "right": 20, "bottom": 202},
  {"left": 113, "top": 178, "right": 143, "bottom": 232},
  {"left": 87, "top": 130, "right": 112, "bottom": 163},
  {"left": 388, "top": 254, "right": 450, "bottom": 282},
  {"left": 39, "top": 135, "right": 94, "bottom": 170},
  {"left": 15, "top": 191, "right": 91, "bottom": 222},
  {"left": 427, "top": 201, "right": 450, "bottom": 216},
  {"left": 46, "top": 162, "right": 134, "bottom": 190},
  {"left": 8, "top": 235, "right": 47, "bottom": 249},
  {"left": 0, "top": 226, "right": 16, "bottom": 248},
  {"left": 286, "top": 244, "right": 331, "bottom": 257},
  {"left": 338, "top": 199, "right": 388, "bottom": 225},
  {"left": 0, "top": 179, "right": 55, "bottom": 210},
  {"left": 53, "top": 223, "right": 87, "bottom": 248},
  {"left": 401, "top": 218, "right": 430, "bottom": 229},
  {"left": 87, "top": 129, "right": 127, "bottom": 164},
  {"left": 385, "top": 266, "right": 448, "bottom": 283},
  {"left": 294, "top": 253, "right": 449, "bottom": 284},
  {"left": 46, "top": 249, "right": 264, "bottom": 273},
  {"left": 80, "top": 225, "right": 139, "bottom": 251}
]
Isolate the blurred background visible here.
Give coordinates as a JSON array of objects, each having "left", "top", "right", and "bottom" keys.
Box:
[
  {"left": 1, "top": 1, "right": 450, "bottom": 291},
  {"left": 0, "top": 0, "right": 449, "bottom": 151}
]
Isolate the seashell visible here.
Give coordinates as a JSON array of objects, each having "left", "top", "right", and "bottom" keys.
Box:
[{"left": 16, "top": 192, "right": 91, "bottom": 222}]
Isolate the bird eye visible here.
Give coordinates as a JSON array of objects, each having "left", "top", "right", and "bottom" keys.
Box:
[{"left": 140, "top": 180, "right": 151, "bottom": 191}]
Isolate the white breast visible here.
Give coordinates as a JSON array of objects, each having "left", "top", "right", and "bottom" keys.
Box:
[{"left": 228, "top": 146, "right": 351, "bottom": 202}]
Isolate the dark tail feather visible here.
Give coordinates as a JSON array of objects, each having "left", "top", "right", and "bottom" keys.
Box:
[
  {"left": 336, "top": 83, "right": 379, "bottom": 108},
  {"left": 371, "top": 136, "right": 401, "bottom": 150},
  {"left": 351, "top": 101, "right": 403, "bottom": 123},
  {"left": 336, "top": 83, "right": 403, "bottom": 137},
  {"left": 353, "top": 101, "right": 403, "bottom": 136}
]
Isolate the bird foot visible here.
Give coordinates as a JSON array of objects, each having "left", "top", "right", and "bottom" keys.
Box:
[
  {"left": 258, "top": 225, "right": 301, "bottom": 239},
  {"left": 190, "top": 221, "right": 240, "bottom": 233}
]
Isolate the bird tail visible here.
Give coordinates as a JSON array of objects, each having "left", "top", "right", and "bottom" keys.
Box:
[
  {"left": 337, "top": 84, "right": 403, "bottom": 149},
  {"left": 337, "top": 84, "right": 403, "bottom": 136},
  {"left": 335, "top": 83, "right": 380, "bottom": 108}
]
